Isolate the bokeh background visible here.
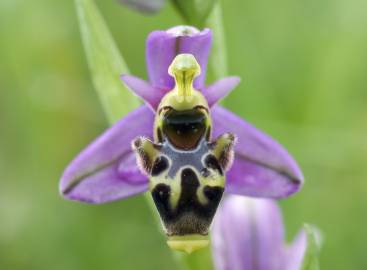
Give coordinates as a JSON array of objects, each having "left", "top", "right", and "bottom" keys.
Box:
[{"left": 1, "top": 0, "right": 367, "bottom": 269}]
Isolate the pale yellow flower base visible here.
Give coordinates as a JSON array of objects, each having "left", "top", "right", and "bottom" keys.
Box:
[{"left": 167, "top": 234, "right": 209, "bottom": 254}]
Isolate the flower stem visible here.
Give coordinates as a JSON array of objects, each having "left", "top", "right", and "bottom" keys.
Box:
[{"left": 175, "top": 246, "right": 214, "bottom": 270}]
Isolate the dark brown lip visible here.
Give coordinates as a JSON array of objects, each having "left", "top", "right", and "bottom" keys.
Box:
[{"left": 162, "top": 108, "right": 208, "bottom": 150}]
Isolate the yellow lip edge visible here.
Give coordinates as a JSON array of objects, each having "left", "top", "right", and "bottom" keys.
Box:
[{"left": 166, "top": 234, "right": 209, "bottom": 254}]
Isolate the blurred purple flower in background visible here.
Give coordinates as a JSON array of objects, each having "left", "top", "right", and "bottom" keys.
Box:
[
  {"left": 119, "top": 0, "right": 165, "bottom": 13},
  {"left": 118, "top": 0, "right": 216, "bottom": 27},
  {"left": 59, "top": 25, "right": 303, "bottom": 204},
  {"left": 212, "top": 196, "right": 316, "bottom": 270}
]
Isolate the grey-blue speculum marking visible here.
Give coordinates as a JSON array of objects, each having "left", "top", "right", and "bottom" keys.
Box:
[{"left": 132, "top": 54, "right": 236, "bottom": 253}]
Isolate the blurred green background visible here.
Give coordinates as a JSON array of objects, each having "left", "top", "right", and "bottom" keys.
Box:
[{"left": 1, "top": 0, "right": 367, "bottom": 269}]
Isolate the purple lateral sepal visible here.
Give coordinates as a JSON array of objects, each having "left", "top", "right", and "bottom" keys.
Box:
[
  {"left": 59, "top": 105, "right": 153, "bottom": 204},
  {"left": 212, "top": 196, "right": 308, "bottom": 270},
  {"left": 211, "top": 106, "right": 304, "bottom": 198}
]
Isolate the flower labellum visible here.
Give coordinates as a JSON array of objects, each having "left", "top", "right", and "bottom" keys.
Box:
[
  {"left": 60, "top": 26, "right": 304, "bottom": 254},
  {"left": 132, "top": 54, "right": 235, "bottom": 253}
]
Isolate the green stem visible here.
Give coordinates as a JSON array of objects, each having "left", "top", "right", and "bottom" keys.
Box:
[
  {"left": 176, "top": 246, "right": 214, "bottom": 270},
  {"left": 171, "top": 0, "right": 217, "bottom": 28}
]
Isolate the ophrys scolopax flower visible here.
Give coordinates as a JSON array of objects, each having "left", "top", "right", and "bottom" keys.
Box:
[{"left": 60, "top": 26, "right": 304, "bottom": 253}]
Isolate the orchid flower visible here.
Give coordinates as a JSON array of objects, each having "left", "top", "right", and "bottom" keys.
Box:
[
  {"left": 59, "top": 25, "right": 303, "bottom": 252},
  {"left": 212, "top": 196, "right": 319, "bottom": 270}
]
